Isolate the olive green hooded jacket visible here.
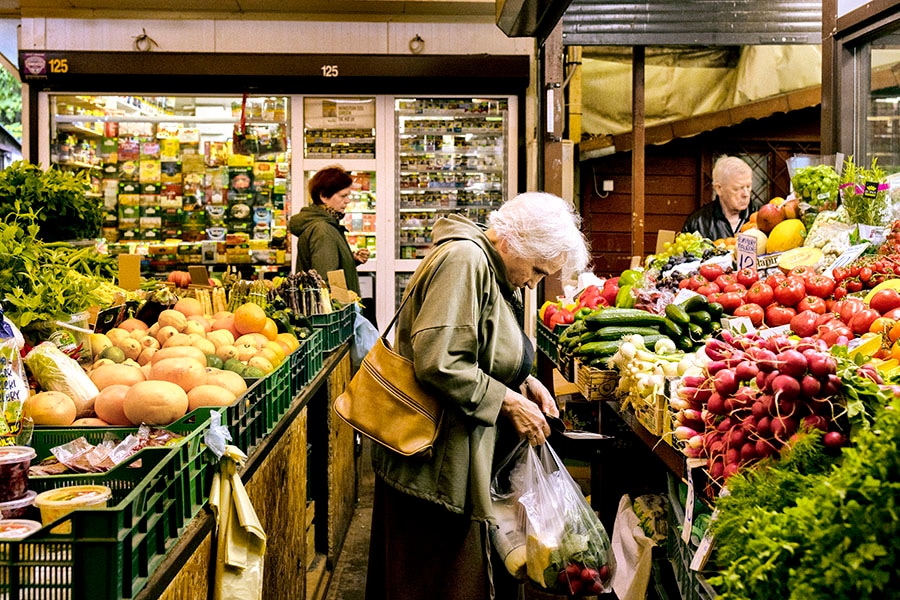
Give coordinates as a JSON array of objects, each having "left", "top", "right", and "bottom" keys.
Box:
[
  {"left": 289, "top": 204, "right": 360, "bottom": 294},
  {"left": 372, "top": 214, "right": 531, "bottom": 521}
]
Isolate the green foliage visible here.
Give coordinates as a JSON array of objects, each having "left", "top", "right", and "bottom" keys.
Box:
[
  {"left": 0, "top": 160, "right": 103, "bottom": 242},
  {"left": 0, "top": 67, "right": 21, "bottom": 141},
  {"left": 706, "top": 404, "right": 900, "bottom": 600},
  {"left": 0, "top": 209, "right": 112, "bottom": 330},
  {"left": 840, "top": 156, "right": 890, "bottom": 226}
]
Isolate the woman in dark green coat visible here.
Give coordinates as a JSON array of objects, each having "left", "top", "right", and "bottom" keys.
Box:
[{"left": 289, "top": 165, "right": 369, "bottom": 295}]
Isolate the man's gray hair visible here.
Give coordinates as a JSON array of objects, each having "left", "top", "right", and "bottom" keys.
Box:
[
  {"left": 712, "top": 156, "right": 752, "bottom": 187},
  {"left": 488, "top": 192, "right": 591, "bottom": 282}
]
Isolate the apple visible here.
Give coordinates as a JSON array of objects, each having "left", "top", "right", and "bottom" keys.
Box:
[{"left": 756, "top": 203, "right": 786, "bottom": 234}]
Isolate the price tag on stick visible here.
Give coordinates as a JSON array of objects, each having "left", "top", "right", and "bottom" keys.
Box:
[{"left": 735, "top": 234, "right": 759, "bottom": 275}]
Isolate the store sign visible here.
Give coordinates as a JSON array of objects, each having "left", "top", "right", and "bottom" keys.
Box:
[
  {"left": 304, "top": 98, "right": 375, "bottom": 129},
  {"left": 21, "top": 53, "right": 47, "bottom": 77}
]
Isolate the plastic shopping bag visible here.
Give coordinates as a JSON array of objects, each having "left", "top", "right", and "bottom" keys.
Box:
[
  {"left": 490, "top": 440, "right": 615, "bottom": 596},
  {"left": 350, "top": 305, "right": 380, "bottom": 372}
]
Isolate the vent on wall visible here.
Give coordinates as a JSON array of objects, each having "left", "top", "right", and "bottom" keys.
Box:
[{"left": 562, "top": 0, "right": 823, "bottom": 46}]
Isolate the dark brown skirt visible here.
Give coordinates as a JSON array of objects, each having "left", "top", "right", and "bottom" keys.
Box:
[{"left": 365, "top": 475, "right": 524, "bottom": 600}]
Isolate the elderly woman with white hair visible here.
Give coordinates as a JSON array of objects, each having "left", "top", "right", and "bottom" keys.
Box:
[{"left": 365, "top": 192, "right": 591, "bottom": 600}]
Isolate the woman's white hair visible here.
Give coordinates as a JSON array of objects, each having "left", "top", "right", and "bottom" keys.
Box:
[{"left": 488, "top": 192, "right": 591, "bottom": 282}]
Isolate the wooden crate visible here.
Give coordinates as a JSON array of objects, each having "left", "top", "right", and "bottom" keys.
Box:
[{"left": 575, "top": 362, "right": 619, "bottom": 400}]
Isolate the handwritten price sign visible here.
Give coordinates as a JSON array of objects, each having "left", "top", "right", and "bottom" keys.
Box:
[{"left": 735, "top": 233, "right": 759, "bottom": 274}]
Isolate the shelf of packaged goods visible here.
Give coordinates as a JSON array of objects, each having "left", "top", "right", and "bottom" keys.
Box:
[
  {"left": 398, "top": 204, "right": 500, "bottom": 211},
  {"left": 399, "top": 128, "right": 503, "bottom": 136},
  {"left": 56, "top": 160, "right": 101, "bottom": 170},
  {"left": 345, "top": 230, "right": 376, "bottom": 236},
  {"left": 54, "top": 114, "right": 286, "bottom": 125},
  {"left": 56, "top": 122, "right": 104, "bottom": 137},
  {"left": 398, "top": 168, "right": 504, "bottom": 175},
  {"left": 398, "top": 147, "right": 504, "bottom": 155}
]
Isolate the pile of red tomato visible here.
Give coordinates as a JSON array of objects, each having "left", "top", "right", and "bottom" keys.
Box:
[{"left": 677, "top": 259, "right": 900, "bottom": 355}]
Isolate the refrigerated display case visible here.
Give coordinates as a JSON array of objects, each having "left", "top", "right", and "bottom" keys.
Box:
[{"left": 43, "top": 94, "right": 292, "bottom": 276}]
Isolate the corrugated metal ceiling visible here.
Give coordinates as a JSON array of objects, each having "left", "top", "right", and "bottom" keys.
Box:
[{"left": 562, "top": 0, "right": 822, "bottom": 46}]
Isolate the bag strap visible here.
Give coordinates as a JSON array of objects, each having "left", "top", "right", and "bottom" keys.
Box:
[{"left": 381, "top": 242, "right": 448, "bottom": 340}]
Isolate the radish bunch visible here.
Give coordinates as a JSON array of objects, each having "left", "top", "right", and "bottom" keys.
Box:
[{"left": 671, "top": 331, "right": 850, "bottom": 483}]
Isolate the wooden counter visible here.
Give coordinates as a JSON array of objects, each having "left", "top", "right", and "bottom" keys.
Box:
[{"left": 136, "top": 344, "right": 356, "bottom": 600}]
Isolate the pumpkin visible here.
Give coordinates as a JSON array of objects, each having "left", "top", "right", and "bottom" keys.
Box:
[{"left": 149, "top": 357, "right": 208, "bottom": 392}]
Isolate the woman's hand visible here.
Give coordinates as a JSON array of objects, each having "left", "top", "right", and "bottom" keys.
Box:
[
  {"left": 500, "top": 388, "right": 552, "bottom": 446},
  {"left": 520, "top": 375, "right": 559, "bottom": 418},
  {"left": 353, "top": 248, "right": 370, "bottom": 264}
]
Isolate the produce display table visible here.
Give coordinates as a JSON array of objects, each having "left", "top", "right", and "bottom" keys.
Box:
[{"left": 133, "top": 344, "right": 354, "bottom": 600}]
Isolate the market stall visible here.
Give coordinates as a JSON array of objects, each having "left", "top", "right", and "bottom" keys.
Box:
[
  {"left": 538, "top": 158, "right": 900, "bottom": 599},
  {"left": 0, "top": 179, "right": 360, "bottom": 599}
]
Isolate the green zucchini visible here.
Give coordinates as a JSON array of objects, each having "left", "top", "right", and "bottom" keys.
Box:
[
  {"left": 706, "top": 302, "right": 724, "bottom": 320},
  {"left": 680, "top": 294, "right": 710, "bottom": 313},
  {"left": 584, "top": 308, "right": 666, "bottom": 330},
  {"left": 593, "top": 326, "right": 661, "bottom": 341},
  {"left": 665, "top": 304, "right": 691, "bottom": 326},
  {"left": 660, "top": 318, "right": 683, "bottom": 338},
  {"left": 576, "top": 340, "right": 623, "bottom": 357},
  {"left": 689, "top": 310, "right": 712, "bottom": 329}
]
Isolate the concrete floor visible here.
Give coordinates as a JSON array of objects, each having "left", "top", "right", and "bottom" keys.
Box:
[{"left": 323, "top": 437, "right": 375, "bottom": 600}]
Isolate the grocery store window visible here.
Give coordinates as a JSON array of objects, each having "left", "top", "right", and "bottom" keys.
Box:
[{"left": 867, "top": 33, "right": 900, "bottom": 173}]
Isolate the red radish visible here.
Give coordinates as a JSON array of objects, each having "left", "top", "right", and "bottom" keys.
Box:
[
  {"left": 751, "top": 398, "right": 769, "bottom": 419},
  {"left": 765, "top": 335, "right": 793, "bottom": 354},
  {"left": 730, "top": 428, "right": 747, "bottom": 447},
  {"left": 777, "top": 398, "right": 797, "bottom": 417},
  {"left": 740, "top": 442, "right": 758, "bottom": 461},
  {"left": 707, "top": 393, "right": 727, "bottom": 415},
  {"left": 714, "top": 370, "right": 738, "bottom": 395},
  {"left": 754, "top": 348, "right": 778, "bottom": 372},
  {"left": 764, "top": 370, "right": 782, "bottom": 393},
  {"left": 724, "top": 463, "right": 741, "bottom": 479},
  {"left": 772, "top": 374, "right": 800, "bottom": 400},
  {"left": 771, "top": 416, "right": 798, "bottom": 440},
  {"left": 802, "top": 415, "right": 828, "bottom": 432},
  {"left": 776, "top": 349, "right": 808, "bottom": 378},
  {"left": 755, "top": 438, "right": 774, "bottom": 458},
  {"left": 707, "top": 360, "right": 728, "bottom": 374},
  {"left": 725, "top": 447, "right": 740, "bottom": 464},
  {"left": 675, "top": 426, "right": 700, "bottom": 441},
  {"left": 683, "top": 375, "right": 706, "bottom": 388},
  {"left": 823, "top": 430, "right": 847, "bottom": 448},
  {"left": 807, "top": 353, "right": 836, "bottom": 378},
  {"left": 717, "top": 416, "right": 735, "bottom": 433},
  {"left": 756, "top": 369, "right": 768, "bottom": 389},
  {"left": 801, "top": 375, "right": 821, "bottom": 398},
  {"left": 757, "top": 416, "right": 772, "bottom": 436},
  {"left": 735, "top": 360, "right": 759, "bottom": 382},
  {"left": 709, "top": 459, "right": 725, "bottom": 480}
]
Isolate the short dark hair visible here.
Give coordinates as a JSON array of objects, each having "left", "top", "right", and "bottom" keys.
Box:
[{"left": 309, "top": 166, "right": 353, "bottom": 204}]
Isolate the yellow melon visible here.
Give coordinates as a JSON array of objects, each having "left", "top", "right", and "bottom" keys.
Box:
[
  {"left": 24, "top": 391, "right": 77, "bottom": 426},
  {"left": 90, "top": 363, "right": 146, "bottom": 391},
  {"left": 187, "top": 384, "right": 237, "bottom": 411},
  {"left": 205, "top": 368, "right": 248, "bottom": 397},
  {"left": 93, "top": 384, "right": 134, "bottom": 426},
  {"left": 766, "top": 219, "right": 806, "bottom": 253},
  {"left": 122, "top": 380, "right": 189, "bottom": 426},
  {"left": 149, "top": 357, "right": 208, "bottom": 392}
]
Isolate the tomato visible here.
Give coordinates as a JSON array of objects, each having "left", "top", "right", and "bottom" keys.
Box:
[
  {"left": 804, "top": 275, "right": 836, "bottom": 299},
  {"left": 715, "top": 292, "right": 744, "bottom": 313},
  {"left": 846, "top": 278, "right": 863, "bottom": 293},
  {"left": 848, "top": 264, "right": 861, "bottom": 278},
  {"left": 765, "top": 271, "right": 787, "bottom": 289},
  {"left": 714, "top": 274, "right": 737, "bottom": 290},
  {"left": 870, "top": 317, "right": 897, "bottom": 335},
  {"left": 869, "top": 289, "right": 900, "bottom": 315},
  {"left": 773, "top": 276, "right": 806, "bottom": 307},
  {"left": 882, "top": 307, "right": 900, "bottom": 320},
  {"left": 850, "top": 308, "right": 881, "bottom": 335},
  {"left": 707, "top": 292, "right": 723, "bottom": 303},
  {"left": 790, "top": 310, "right": 820, "bottom": 338},
  {"left": 832, "top": 282, "right": 849, "bottom": 300},
  {"left": 832, "top": 267, "right": 848, "bottom": 282},
  {"left": 789, "top": 266, "right": 816, "bottom": 279},
  {"left": 733, "top": 303, "right": 764, "bottom": 327},
  {"left": 735, "top": 267, "right": 759, "bottom": 288},
  {"left": 797, "top": 296, "right": 827, "bottom": 315},
  {"left": 698, "top": 263, "right": 725, "bottom": 282},
  {"left": 723, "top": 283, "right": 747, "bottom": 294},
  {"left": 839, "top": 298, "right": 866, "bottom": 324},
  {"left": 746, "top": 282, "right": 774, "bottom": 307},
  {"left": 697, "top": 283, "right": 721, "bottom": 297},
  {"left": 765, "top": 304, "right": 796, "bottom": 327},
  {"left": 687, "top": 274, "right": 708, "bottom": 291},
  {"left": 821, "top": 326, "right": 852, "bottom": 346},
  {"left": 816, "top": 312, "right": 838, "bottom": 329},
  {"left": 859, "top": 267, "right": 873, "bottom": 285}
]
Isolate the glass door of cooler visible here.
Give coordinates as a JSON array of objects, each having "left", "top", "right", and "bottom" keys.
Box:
[
  {"left": 41, "top": 94, "right": 292, "bottom": 277},
  {"left": 393, "top": 96, "right": 514, "bottom": 306}
]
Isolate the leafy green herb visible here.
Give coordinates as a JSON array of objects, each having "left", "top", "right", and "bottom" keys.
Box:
[
  {"left": 0, "top": 161, "right": 103, "bottom": 242},
  {"left": 840, "top": 156, "right": 890, "bottom": 227},
  {"left": 0, "top": 209, "right": 114, "bottom": 330},
  {"left": 706, "top": 401, "right": 900, "bottom": 599}
]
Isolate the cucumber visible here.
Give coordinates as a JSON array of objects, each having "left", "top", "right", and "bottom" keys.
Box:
[
  {"left": 584, "top": 308, "right": 666, "bottom": 330},
  {"left": 593, "top": 326, "right": 661, "bottom": 341},
  {"left": 660, "top": 318, "right": 683, "bottom": 338},
  {"left": 576, "top": 330, "right": 604, "bottom": 345},
  {"left": 686, "top": 322, "right": 706, "bottom": 343},
  {"left": 689, "top": 310, "right": 712, "bottom": 330},
  {"left": 576, "top": 340, "right": 623, "bottom": 357},
  {"left": 706, "top": 302, "right": 724, "bottom": 320},
  {"left": 680, "top": 295, "right": 710, "bottom": 313},
  {"left": 675, "top": 335, "right": 695, "bottom": 351},
  {"left": 665, "top": 304, "right": 691, "bottom": 326}
]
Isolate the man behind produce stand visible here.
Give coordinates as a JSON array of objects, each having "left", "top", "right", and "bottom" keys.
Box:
[{"left": 682, "top": 156, "right": 763, "bottom": 240}]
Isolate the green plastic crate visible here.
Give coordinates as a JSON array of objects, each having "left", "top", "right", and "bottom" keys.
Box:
[
  {"left": 224, "top": 377, "right": 267, "bottom": 453},
  {"left": 2, "top": 418, "right": 213, "bottom": 600},
  {"left": 305, "top": 329, "right": 324, "bottom": 385},
  {"left": 289, "top": 343, "right": 307, "bottom": 398},
  {"left": 263, "top": 355, "right": 292, "bottom": 430},
  {"left": 309, "top": 304, "right": 353, "bottom": 353}
]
